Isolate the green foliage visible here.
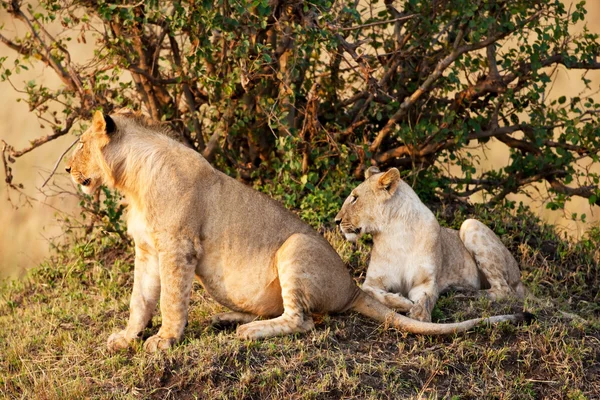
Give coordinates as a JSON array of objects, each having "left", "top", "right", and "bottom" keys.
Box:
[
  {"left": 80, "top": 187, "right": 127, "bottom": 236},
  {"left": 1, "top": 204, "right": 599, "bottom": 398},
  {"left": 2, "top": 0, "right": 600, "bottom": 217},
  {"left": 254, "top": 135, "right": 359, "bottom": 227}
]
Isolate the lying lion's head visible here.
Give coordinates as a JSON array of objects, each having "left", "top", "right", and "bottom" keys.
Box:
[
  {"left": 65, "top": 110, "right": 116, "bottom": 194},
  {"left": 334, "top": 167, "right": 401, "bottom": 242}
]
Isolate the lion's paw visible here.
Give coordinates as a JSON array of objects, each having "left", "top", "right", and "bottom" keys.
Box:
[
  {"left": 107, "top": 330, "right": 133, "bottom": 353},
  {"left": 143, "top": 334, "right": 177, "bottom": 352},
  {"left": 236, "top": 322, "right": 267, "bottom": 340},
  {"left": 408, "top": 304, "right": 432, "bottom": 322}
]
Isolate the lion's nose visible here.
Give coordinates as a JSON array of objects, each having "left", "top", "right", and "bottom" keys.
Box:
[
  {"left": 65, "top": 166, "right": 71, "bottom": 173},
  {"left": 335, "top": 217, "right": 342, "bottom": 226}
]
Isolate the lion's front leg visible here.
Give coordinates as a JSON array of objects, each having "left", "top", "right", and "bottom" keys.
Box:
[
  {"left": 108, "top": 246, "right": 160, "bottom": 353},
  {"left": 143, "top": 237, "right": 198, "bottom": 353},
  {"left": 407, "top": 275, "right": 438, "bottom": 322},
  {"left": 362, "top": 277, "right": 414, "bottom": 312}
]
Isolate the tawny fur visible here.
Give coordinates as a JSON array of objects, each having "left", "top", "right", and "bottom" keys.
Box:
[
  {"left": 335, "top": 167, "right": 527, "bottom": 322},
  {"left": 66, "top": 111, "right": 528, "bottom": 352}
]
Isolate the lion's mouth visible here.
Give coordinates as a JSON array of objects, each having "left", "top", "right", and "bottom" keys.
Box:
[
  {"left": 341, "top": 225, "right": 361, "bottom": 235},
  {"left": 81, "top": 177, "right": 91, "bottom": 186},
  {"left": 340, "top": 225, "right": 362, "bottom": 242}
]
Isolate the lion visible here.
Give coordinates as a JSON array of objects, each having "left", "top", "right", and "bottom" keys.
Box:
[
  {"left": 335, "top": 167, "right": 527, "bottom": 322},
  {"left": 65, "top": 110, "right": 530, "bottom": 352}
]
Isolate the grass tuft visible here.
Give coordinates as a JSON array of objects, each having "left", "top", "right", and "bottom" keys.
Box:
[{"left": 1, "top": 206, "right": 599, "bottom": 398}]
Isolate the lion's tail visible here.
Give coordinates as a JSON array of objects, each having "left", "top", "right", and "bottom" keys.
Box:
[{"left": 350, "top": 290, "right": 534, "bottom": 335}]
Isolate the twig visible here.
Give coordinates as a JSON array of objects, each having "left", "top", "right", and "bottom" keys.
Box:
[
  {"left": 369, "top": 9, "right": 543, "bottom": 153},
  {"left": 169, "top": 34, "right": 204, "bottom": 150},
  {"left": 41, "top": 137, "right": 80, "bottom": 189},
  {"left": 7, "top": 0, "right": 77, "bottom": 91},
  {"left": 8, "top": 117, "right": 75, "bottom": 158},
  {"left": 417, "top": 367, "right": 439, "bottom": 399},
  {"left": 112, "top": 0, "right": 145, "bottom": 8},
  {"left": 338, "top": 14, "right": 416, "bottom": 31},
  {"left": 1, "top": 140, "right": 14, "bottom": 188},
  {"left": 1, "top": 140, "right": 36, "bottom": 205}
]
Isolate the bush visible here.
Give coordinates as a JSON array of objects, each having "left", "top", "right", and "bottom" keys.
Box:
[{"left": 1, "top": 0, "right": 600, "bottom": 217}]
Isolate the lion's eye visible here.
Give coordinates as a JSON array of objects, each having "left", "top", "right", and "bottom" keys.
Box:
[{"left": 351, "top": 195, "right": 358, "bottom": 204}]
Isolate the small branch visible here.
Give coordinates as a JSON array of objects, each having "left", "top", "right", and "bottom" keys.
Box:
[
  {"left": 369, "top": 9, "right": 543, "bottom": 153},
  {"left": 7, "top": 0, "right": 77, "bottom": 91},
  {"left": 1, "top": 140, "right": 15, "bottom": 188},
  {"left": 337, "top": 15, "right": 416, "bottom": 32},
  {"left": 41, "top": 137, "right": 80, "bottom": 189},
  {"left": 126, "top": 10, "right": 166, "bottom": 120},
  {"left": 338, "top": 91, "right": 368, "bottom": 108},
  {"left": 486, "top": 44, "right": 501, "bottom": 80},
  {"left": 487, "top": 169, "right": 560, "bottom": 205},
  {"left": 0, "top": 32, "right": 29, "bottom": 55},
  {"left": 495, "top": 133, "right": 542, "bottom": 155},
  {"left": 169, "top": 34, "right": 205, "bottom": 151},
  {"left": 7, "top": 117, "right": 75, "bottom": 158},
  {"left": 339, "top": 119, "right": 368, "bottom": 138},
  {"left": 374, "top": 124, "right": 525, "bottom": 164},
  {"left": 546, "top": 178, "right": 600, "bottom": 206},
  {"left": 383, "top": 0, "right": 403, "bottom": 19},
  {"left": 112, "top": 0, "right": 144, "bottom": 8},
  {"left": 334, "top": 33, "right": 373, "bottom": 75},
  {"left": 1, "top": 140, "right": 38, "bottom": 205},
  {"left": 502, "top": 53, "right": 600, "bottom": 87},
  {"left": 202, "top": 131, "right": 221, "bottom": 163},
  {"left": 28, "top": 9, "right": 86, "bottom": 98}
]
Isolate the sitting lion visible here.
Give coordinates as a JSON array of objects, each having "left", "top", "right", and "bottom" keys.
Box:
[
  {"left": 335, "top": 167, "right": 527, "bottom": 322},
  {"left": 66, "top": 111, "right": 529, "bottom": 352}
]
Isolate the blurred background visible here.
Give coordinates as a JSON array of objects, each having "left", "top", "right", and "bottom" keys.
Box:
[{"left": 1, "top": 1, "right": 599, "bottom": 278}]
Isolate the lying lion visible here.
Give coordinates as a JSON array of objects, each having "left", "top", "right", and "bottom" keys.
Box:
[
  {"left": 335, "top": 167, "right": 527, "bottom": 322},
  {"left": 66, "top": 110, "right": 530, "bottom": 352}
]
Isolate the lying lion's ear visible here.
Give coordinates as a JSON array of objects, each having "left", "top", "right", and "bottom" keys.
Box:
[
  {"left": 378, "top": 168, "right": 401, "bottom": 195},
  {"left": 365, "top": 166, "right": 380, "bottom": 180},
  {"left": 92, "top": 110, "right": 116, "bottom": 136}
]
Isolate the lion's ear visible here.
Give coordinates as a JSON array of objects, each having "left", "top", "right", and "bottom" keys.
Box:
[
  {"left": 377, "top": 168, "right": 401, "bottom": 195},
  {"left": 365, "top": 166, "right": 380, "bottom": 180},
  {"left": 92, "top": 110, "right": 116, "bottom": 136}
]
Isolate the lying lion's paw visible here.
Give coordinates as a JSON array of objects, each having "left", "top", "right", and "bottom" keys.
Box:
[
  {"left": 236, "top": 322, "right": 265, "bottom": 340},
  {"left": 210, "top": 314, "right": 239, "bottom": 329},
  {"left": 107, "top": 330, "right": 133, "bottom": 353},
  {"left": 143, "top": 334, "right": 177, "bottom": 352},
  {"left": 408, "top": 304, "right": 432, "bottom": 322}
]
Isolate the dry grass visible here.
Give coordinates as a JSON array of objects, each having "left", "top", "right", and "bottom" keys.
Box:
[{"left": 1, "top": 207, "right": 599, "bottom": 399}]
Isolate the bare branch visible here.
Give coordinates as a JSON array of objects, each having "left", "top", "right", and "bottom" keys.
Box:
[
  {"left": 0, "top": 32, "right": 30, "bottom": 55},
  {"left": 546, "top": 178, "right": 600, "bottom": 206},
  {"left": 337, "top": 15, "right": 416, "bottom": 32},
  {"left": 202, "top": 131, "right": 221, "bottom": 163},
  {"left": 41, "top": 137, "right": 80, "bottom": 189},
  {"left": 375, "top": 124, "right": 525, "bottom": 164},
  {"left": 488, "top": 168, "right": 566, "bottom": 205},
  {"left": 487, "top": 44, "right": 501, "bottom": 80},
  {"left": 7, "top": 0, "right": 79, "bottom": 92},
  {"left": 6, "top": 117, "right": 75, "bottom": 159},
  {"left": 369, "top": 9, "right": 543, "bottom": 153},
  {"left": 502, "top": 53, "right": 600, "bottom": 87}
]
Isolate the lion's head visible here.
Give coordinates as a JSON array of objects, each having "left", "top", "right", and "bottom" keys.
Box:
[
  {"left": 334, "top": 167, "right": 402, "bottom": 242},
  {"left": 65, "top": 110, "right": 116, "bottom": 194}
]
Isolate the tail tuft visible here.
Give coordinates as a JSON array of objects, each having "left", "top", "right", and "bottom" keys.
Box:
[{"left": 517, "top": 311, "right": 536, "bottom": 325}]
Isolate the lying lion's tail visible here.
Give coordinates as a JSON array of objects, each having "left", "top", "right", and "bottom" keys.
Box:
[{"left": 350, "top": 290, "right": 534, "bottom": 335}]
